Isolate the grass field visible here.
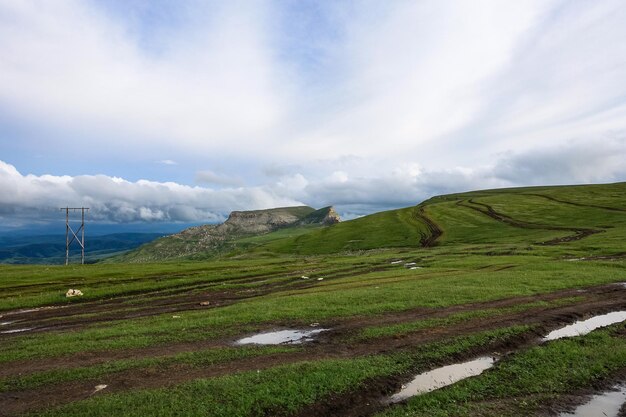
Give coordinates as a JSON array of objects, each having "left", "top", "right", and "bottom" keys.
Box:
[{"left": 0, "top": 182, "right": 625, "bottom": 416}]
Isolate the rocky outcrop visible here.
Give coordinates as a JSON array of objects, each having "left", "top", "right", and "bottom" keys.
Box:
[
  {"left": 119, "top": 205, "right": 340, "bottom": 262},
  {"left": 298, "top": 206, "right": 341, "bottom": 226},
  {"left": 321, "top": 206, "right": 341, "bottom": 225},
  {"left": 225, "top": 206, "right": 315, "bottom": 233}
]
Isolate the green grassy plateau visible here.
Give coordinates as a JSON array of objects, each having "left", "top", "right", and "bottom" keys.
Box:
[{"left": 0, "top": 182, "right": 625, "bottom": 417}]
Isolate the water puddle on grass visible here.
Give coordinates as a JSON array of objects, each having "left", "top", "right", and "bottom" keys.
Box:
[
  {"left": 542, "top": 311, "right": 626, "bottom": 341},
  {"left": 559, "top": 385, "right": 626, "bottom": 417},
  {"left": 1, "top": 305, "right": 67, "bottom": 317},
  {"left": 388, "top": 356, "right": 496, "bottom": 403},
  {"left": 235, "top": 329, "right": 328, "bottom": 345}
]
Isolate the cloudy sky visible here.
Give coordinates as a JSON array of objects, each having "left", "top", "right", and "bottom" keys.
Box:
[{"left": 1, "top": 0, "right": 626, "bottom": 228}]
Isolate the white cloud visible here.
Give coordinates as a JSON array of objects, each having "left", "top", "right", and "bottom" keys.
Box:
[
  {"left": 0, "top": 160, "right": 301, "bottom": 225},
  {"left": 4, "top": 0, "right": 626, "bottom": 164},
  {"left": 1, "top": 0, "right": 626, "bottom": 226},
  {"left": 157, "top": 160, "right": 177, "bottom": 166},
  {"left": 0, "top": 0, "right": 287, "bottom": 154},
  {"left": 2, "top": 135, "right": 624, "bottom": 226}
]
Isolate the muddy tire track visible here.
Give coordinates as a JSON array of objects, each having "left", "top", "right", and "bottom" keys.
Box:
[
  {"left": 457, "top": 199, "right": 603, "bottom": 245},
  {"left": 1, "top": 283, "right": 619, "bottom": 379},
  {"left": 414, "top": 206, "right": 443, "bottom": 247},
  {"left": 1, "top": 284, "right": 625, "bottom": 416},
  {"left": 293, "top": 292, "right": 626, "bottom": 417},
  {"left": 0, "top": 264, "right": 391, "bottom": 336},
  {"left": 523, "top": 193, "right": 626, "bottom": 213}
]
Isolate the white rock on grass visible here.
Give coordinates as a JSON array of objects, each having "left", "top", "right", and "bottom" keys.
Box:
[{"left": 91, "top": 384, "right": 108, "bottom": 395}]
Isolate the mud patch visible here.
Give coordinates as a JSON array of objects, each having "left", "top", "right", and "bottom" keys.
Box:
[
  {"left": 542, "top": 311, "right": 626, "bottom": 341},
  {"left": 388, "top": 356, "right": 496, "bottom": 403},
  {"left": 235, "top": 329, "right": 328, "bottom": 345}
]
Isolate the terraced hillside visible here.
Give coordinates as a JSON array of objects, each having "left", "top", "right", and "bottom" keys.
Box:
[{"left": 0, "top": 182, "right": 625, "bottom": 417}]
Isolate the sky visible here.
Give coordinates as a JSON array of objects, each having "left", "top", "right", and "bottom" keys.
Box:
[{"left": 1, "top": 0, "right": 626, "bottom": 229}]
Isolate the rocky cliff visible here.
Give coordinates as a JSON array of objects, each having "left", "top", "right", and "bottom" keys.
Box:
[{"left": 113, "top": 205, "right": 340, "bottom": 262}]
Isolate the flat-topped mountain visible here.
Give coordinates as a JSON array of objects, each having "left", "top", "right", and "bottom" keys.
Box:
[
  {"left": 225, "top": 205, "right": 340, "bottom": 232},
  {"left": 113, "top": 205, "right": 340, "bottom": 262}
]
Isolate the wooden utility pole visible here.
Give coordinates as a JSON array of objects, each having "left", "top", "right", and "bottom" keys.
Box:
[{"left": 60, "top": 207, "right": 89, "bottom": 265}]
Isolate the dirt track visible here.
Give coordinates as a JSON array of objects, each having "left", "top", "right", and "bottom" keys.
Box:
[
  {"left": 414, "top": 206, "right": 443, "bottom": 247},
  {"left": 457, "top": 199, "right": 603, "bottom": 245},
  {"left": 1, "top": 283, "right": 625, "bottom": 417},
  {"left": 0, "top": 264, "right": 395, "bottom": 337}
]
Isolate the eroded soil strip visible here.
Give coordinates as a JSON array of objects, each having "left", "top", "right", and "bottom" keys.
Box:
[{"left": 415, "top": 206, "right": 443, "bottom": 247}]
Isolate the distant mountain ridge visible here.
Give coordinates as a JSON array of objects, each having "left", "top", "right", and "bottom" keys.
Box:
[
  {"left": 0, "top": 233, "right": 163, "bottom": 264},
  {"left": 112, "top": 205, "right": 340, "bottom": 262}
]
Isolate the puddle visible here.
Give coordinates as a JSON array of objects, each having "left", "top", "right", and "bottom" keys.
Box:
[
  {"left": 542, "top": 311, "right": 626, "bottom": 341},
  {"left": 0, "top": 328, "right": 34, "bottom": 334},
  {"left": 404, "top": 262, "right": 416, "bottom": 266},
  {"left": 0, "top": 321, "right": 16, "bottom": 326},
  {"left": 235, "top": 329, "right": 328, "bottom": 345},
  {"left": 559, "top": 385, "right": 626, "bottom": 417},
  {"left": 388, "top": 356, "right": 496, "bottom": 403},
  {"left": 2, "top": 305, "right": 67, "bottom": 317},
  {"left": 390, "top": 260, "right": 404, "bottom": 265}
]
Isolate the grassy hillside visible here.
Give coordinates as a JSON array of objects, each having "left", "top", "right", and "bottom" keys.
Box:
[
  {"left": 246, "top": 181, "right": 626, "bottom": 256},
  {"left": 1, "top": 182, "right": 625, "bottom": 417},
  {"left": 252, "top": 206, "right": 431, "bottom": 255}
]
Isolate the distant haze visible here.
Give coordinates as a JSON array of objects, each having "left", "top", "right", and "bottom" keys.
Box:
[{"left": 1, "top": 1, "right": 626, "bottom": 227}]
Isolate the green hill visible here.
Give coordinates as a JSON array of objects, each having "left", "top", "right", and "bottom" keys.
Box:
[
  {"left": 248, "top": 182, "right": 626, "bottom": 256},
  {"left": 108, "top": 182, "right": 626, "bottom": 262}
]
